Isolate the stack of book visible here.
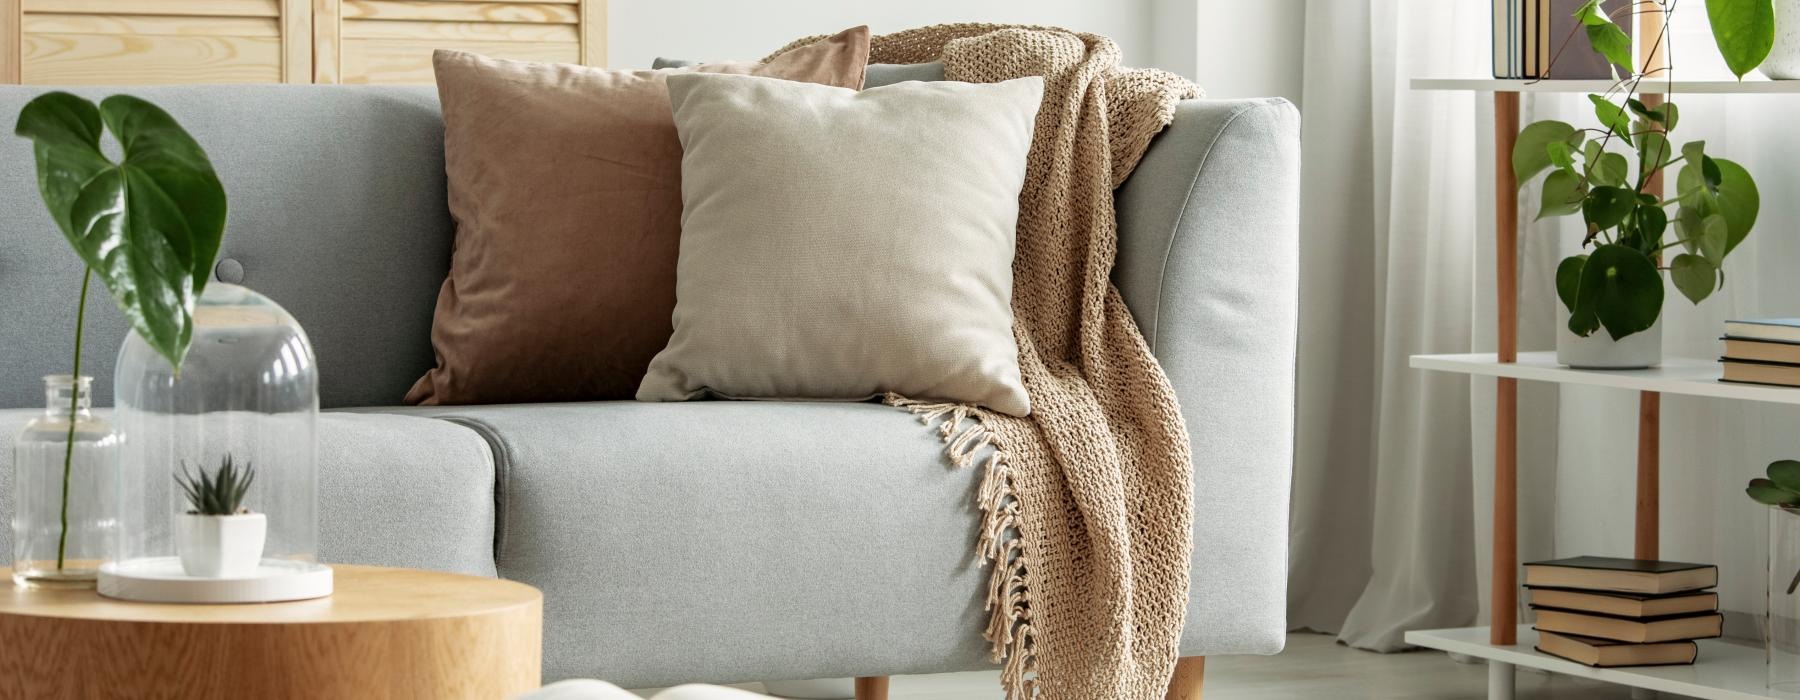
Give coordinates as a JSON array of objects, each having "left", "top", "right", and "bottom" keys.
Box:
[
  {"left": 1722, "top": 319, "right": 1800, "bottom": 387},
  {"left": 1526, "top": 556, "right": 1721, "bottom": 667},
  {"left": 1492, "top": 0, "right": 1629, "bottom": 79}
]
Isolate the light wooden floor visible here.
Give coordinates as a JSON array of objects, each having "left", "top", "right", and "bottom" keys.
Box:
[{"left": 636, "top": 632, "right": 1638, "bottom": 699}]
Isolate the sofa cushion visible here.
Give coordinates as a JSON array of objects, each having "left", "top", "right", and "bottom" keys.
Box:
[
  {"left": 637, "top": 74, "right": 1041, "bottom": 416},
  {"left": 653, "top": 58, "right": 946, "bottom": 87},
  {"left": 387, "top": 401, "right": 994, "bottom": 687},
  {"left": 0, "top": 409, "right": 498, "bottom": 578},
  {"left": 407, "top": 28, "right": 871, "bottom": 408}
]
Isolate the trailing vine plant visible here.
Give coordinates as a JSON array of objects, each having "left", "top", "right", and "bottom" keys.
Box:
[{"left": 1513, "top": 0, "right": 1770, "bottom": 341}]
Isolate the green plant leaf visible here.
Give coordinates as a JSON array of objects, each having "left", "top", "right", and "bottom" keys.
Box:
[
  {"left": 1632, "top": 204, "right": 1668, "bottom": 249},
  {"left": 1575, "top": 0, "right": 1610, "bottom": 25},
  {"left": 1515, "top": 120, "right": 1578, "bottom": 185},
  {"left": 1712, "top": 158, "right": 1759, "bottom": 254},
  {"left": 1637, "top": 131, "right": 1672, "bottom": 182},
  {"left": 1575, "top": 243, "right": 1663, "bottom": 340},
  {"left": 1750, "top": 478, "right": 1800, "bottom": 506},
  {"left": 1652, "top": 102, "right": 1680, "bottom": 131},
  {"left": 1773, "top": 460, "right": 1800, "bottom": 493},
  {"left": 1556, "top": 255, "right": 1588, "bottom": 311},
  {"left": 1670, "top": 253, "right": 1716, "bottom": 303},
  {"left": 1591, "top": 151, "right": 1629, "bottom": 187},
  {"left": 1589, "top": 94, "right": 1633, "bottom": 147},
  {"left": 1675, "top": 206, "right": 1702, "bottom": 254},
  {"left": 1583, "top": 186, "right": 1637, "bottom": 229},
  {"left": 1699, "top": 213, "right": 1729, "bottom": 261},
  {"left": 1707, "top": 0, "right": 1776, "bottom": 79},
  {"left": 14, "top": 92, "right": 226, "bottom": 371},
  {"left": 1548, "top": 141, "right": 1576, "bottom": 172},
  {"left": 1587, "top": 22, "right": 1634, "bottom": 72},
  {"left": 1539, "top": 169, "right": 1586, "bottom": 219}
]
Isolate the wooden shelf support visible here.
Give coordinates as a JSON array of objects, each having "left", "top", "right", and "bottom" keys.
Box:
[{"left": 1492, "top": 89, "right": 1520, "bottom": 648}]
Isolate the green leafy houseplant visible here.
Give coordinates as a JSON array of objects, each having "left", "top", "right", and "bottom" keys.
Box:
[
  {"left": 175, "top": 455, "right": 256, "bottom": 516},
  {"left": 13, "top": 93, "right": 226, "bottom": 571},
  {"left": 1515, "top": 0, "right": 1769, "bottom": 342},
  {"left": 1748, "top": 460, "right": 1800, "bottom": 594}
]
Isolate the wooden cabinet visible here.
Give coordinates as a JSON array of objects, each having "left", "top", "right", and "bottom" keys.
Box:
[{"left": 0, "top": 0, "right": 604, "bottom": 85}]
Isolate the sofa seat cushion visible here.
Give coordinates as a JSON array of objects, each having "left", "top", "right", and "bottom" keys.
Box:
[
  {"left": 385, "top": 400, "right": 993, "bottom": 688},
  {"left": 0, "top": 409, "right": 498, "bottom": 579}
]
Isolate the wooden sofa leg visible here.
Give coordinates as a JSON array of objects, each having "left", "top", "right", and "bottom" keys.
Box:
[
  {"left": 1165, "top": 656, "right": 1205, "bottom": 700},
  {"left": 853, "top": 676, "right": 889, "bottom": 700}
]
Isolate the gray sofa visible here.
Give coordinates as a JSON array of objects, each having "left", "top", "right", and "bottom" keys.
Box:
[{"left": 0, "top": 82, "right": 1299, "bottom": 689}]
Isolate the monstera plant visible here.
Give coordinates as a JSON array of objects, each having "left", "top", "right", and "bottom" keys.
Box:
[
  {"left": 14, "top": 93, "right": 226, "bottom": 571},
  {"left": 1515, "top": 0, "right": 1769, "bottom": 342}
]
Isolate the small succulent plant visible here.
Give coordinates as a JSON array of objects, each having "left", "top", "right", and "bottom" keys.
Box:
[
  {"left": 1747, "top": 460, "right": 1800, "bottom": 508},
  {"left": 175, "top": 455, "right": 256, "bottom": 516}
]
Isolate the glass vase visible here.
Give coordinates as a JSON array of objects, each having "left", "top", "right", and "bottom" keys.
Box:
[
  {"left": 1772, "top": 505, "right": 1800, "bottom": 695},
  {"left": 11, "top": 375, "right": 117, "bottom": 588}
]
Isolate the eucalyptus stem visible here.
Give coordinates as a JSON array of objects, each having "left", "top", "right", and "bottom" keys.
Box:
[{"left": 55, "top": 269, "right": 91, "bottom": 572}]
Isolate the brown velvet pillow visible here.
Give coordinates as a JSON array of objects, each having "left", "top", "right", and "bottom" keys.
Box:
[{"left": 407, "top": 27, "right": 871, "bottom": 405}]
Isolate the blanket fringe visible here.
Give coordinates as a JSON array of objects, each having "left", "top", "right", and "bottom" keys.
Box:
[{"left": 885, "top": 393, "right": 1036, "bottom": 699}]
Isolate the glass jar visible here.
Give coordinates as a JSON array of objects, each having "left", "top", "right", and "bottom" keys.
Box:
[
  {"left": 1772, "top": 505, "right": 1800, "bottom": 694},
  {"left": 12, "top": 375, "right": 117, "bottom": 588}
]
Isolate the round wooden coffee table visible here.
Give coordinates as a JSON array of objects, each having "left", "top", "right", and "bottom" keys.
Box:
[{"left": 0, "top": 564, "right": 541, "bottom": 699}]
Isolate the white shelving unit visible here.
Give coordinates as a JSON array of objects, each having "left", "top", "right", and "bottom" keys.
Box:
[
  {"left": 1413, "top": 77, "right": 1800, "bottom": 94},
  {"left": 1406, "top": 626, "right": 1771, "bottom": 700},
  {"left": 1412, "top": 352, "right": 1800, "bottom": 407}
]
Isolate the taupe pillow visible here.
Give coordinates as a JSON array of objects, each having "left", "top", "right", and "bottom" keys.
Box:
[
  {"left": 636, "top": 73, "right": 1045, "bottom": 416},
  {"left": 406, "top": 28, "right": 870, "bottom": 406}
]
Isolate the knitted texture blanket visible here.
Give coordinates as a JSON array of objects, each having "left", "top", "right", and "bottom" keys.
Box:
[{"left": 770, "top": 25, "right": 1199, "bottom": 699}]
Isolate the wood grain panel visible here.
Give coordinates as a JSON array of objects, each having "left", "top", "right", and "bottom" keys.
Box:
[
  {"left": 24, "top": 14, "right": 280, "bottom": 37},
  {"left": 0, "top": 565, "right": 542, "bottom": 699},
  {"left": 342, "top": 0, "right": 578, "bottom": 24},
  {"left": 281, "top": 0, "right": 309, "bottom": 81},
  {"left": 313, "top": 0, "right": 339, "bottom": 82},
  {"left": 343, "top": 17, "right": 575, "bottom": 41},
  {"left": 23, "top": 32, "right": 281, "bottom": 83},
  {"left": 578, "top": 0, "right": 599, "bottom": 65},
  {"left": 1, "top": 0, "right": 20, "bottom": 83},
  {"left": 22, "top": 0, "right": 280, "bottom": 18},
  {"left": 340, "top": 36, "right": 574, "bottom": 82}
]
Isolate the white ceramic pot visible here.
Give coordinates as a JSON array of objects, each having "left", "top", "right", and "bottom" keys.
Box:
[
  {"left": 175, "top": 512, "right": 266, "bottom": 578},
  {"left": 762, "top": 679, "right": 854, "bottom": 699},
  {"left": 1763, "top": 0, "right": 1800, "bottom": 79},
  {"left": 1555, "top": 306, "right": 1663, "bottom": 369}
]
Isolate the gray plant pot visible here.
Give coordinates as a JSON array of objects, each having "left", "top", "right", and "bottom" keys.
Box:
[
  {"left": 1762, "top": 0, "right": 1800, "bottom": 79},
  {"left": 1555, "top": 307, "right": 1663, "bottom": 370}
]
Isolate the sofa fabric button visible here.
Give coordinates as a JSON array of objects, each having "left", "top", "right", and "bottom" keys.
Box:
[{"left": 215, "top": 258, "right": 244, "bottom": 284}]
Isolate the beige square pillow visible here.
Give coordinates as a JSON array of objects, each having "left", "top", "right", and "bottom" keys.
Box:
[
  {"left": 406, "top": 28, "right": 870, "bottom": 406},
  {"left": 636, "top": 73, "right": 1044, "bottom": 416}
]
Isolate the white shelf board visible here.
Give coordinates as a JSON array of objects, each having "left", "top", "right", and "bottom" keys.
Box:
[
  {"left": 1408, "top": 626, "right": 1771, "bottom": 700},
  {"left": 1411, "top": 351, "right": 1800, "bottom": 406},
  {"left": 1412, "top": 77, "right": 1800, "bottom": 94}
]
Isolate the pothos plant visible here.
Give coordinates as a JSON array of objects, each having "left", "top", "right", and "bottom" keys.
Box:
[
  {"left": 14, "top": 93, "right": 226, "bottom": 571},
  {"left": 1514, "top": 0, "right": 1769, "bottom": 341}
]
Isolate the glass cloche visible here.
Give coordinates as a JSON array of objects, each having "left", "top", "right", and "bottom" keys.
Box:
[{"left": 99, "top": 283, "right": 332, "bottom": 603}]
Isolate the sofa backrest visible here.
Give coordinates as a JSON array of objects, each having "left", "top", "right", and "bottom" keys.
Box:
[{"left": 0, "top": 85, "right": 450, "bottom": 409}]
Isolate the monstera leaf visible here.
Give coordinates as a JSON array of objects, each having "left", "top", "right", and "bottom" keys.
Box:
[{"left": 15, "top": 92, "right": 226, "bottom": 370}]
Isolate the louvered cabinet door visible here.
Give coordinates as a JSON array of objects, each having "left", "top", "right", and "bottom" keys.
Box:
[
  {"left": 323, "top": 0, "right": 603, "bottom": 84},
  {"left": 7, "top": 0, "right": 312, "bottom": 84}
]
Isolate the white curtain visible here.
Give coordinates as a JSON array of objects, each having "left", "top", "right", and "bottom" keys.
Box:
[{"left": 1286, "top": 1, "right": 1788, "bottom": 650}]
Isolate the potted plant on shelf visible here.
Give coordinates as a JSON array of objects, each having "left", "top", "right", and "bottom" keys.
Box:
[
  {"left": 1748, "top": 460, "right": 1800, "bottom": 691},
  {"left": 1514, "top": 0, "right": 1769, "bottom": 369},
  {"left": 173, "top": 455, "right": 264, "bottom": 579}
]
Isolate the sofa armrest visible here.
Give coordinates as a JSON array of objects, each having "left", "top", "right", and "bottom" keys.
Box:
[{"left": 1114, "top": 97, "right": 1300, "bottom": 656}]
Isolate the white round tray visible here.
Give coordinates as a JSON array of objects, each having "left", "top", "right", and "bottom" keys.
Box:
[{"left": 97, "top": 558, "right": 334, "bottom": 604}]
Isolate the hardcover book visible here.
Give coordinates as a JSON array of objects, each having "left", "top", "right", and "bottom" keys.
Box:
[
  {"left": 1722, "top": 337, "right": 1800, "bottom": 366},
  {"left": 1526, "top": 587, "right": 1718, "bottom": 619},
  {"left": 1535, "top": 630, "right": 1699, "bottom": 667},
  {"left": 1725, "top": 318, "right": 1800, "bottom": 344},
  {"left": 1522, "top": 557, "right": 1718, "bottom": 595},
  {"left": 1532, "top": 607, "right": 1723, "bottom": 643},
  {"left": 1721, "top": 358, "right": 1800, "bottom": 388}
]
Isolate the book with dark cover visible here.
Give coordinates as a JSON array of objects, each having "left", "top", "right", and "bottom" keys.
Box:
[
  {"left": 1538, "top": 0, "right": 1631, "bottom": 79},
  {"left": 1532, "top": 607, "right": 1724, "bottom": 643},
  {"left": 1725, "top": 318, "right": 1800, "bottom": 343},
  {"left": 1722, "top": 337, "right": 1800, "bottom": 366},
  {"left": 1721, "top": 358, "right": 1800, "bottom": 388},
  {"left": 1535, "top": 630, "right": 1699, "bottom": 667},
  {"left": 1523, "top": 557, "right": 1717, "bottom": 594},
  {"left": 1526, "top": 587, "right": 1717, "bottom": 618}
]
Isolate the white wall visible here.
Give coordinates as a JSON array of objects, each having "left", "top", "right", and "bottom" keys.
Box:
[
  {"left": 606, "top": 1, "right": 1152, "bottom": 69},
  {"left": 1149, "top": 0, "right": 1305, "bottom": 103}
]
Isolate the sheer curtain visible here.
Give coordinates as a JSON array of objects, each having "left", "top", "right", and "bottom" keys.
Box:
[{"left": 1288, "top": 0, "right": 1800, "bottom": 650}]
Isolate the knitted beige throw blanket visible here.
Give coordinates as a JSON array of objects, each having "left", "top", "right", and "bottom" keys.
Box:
[{"left": 772, "top": 25, "right": 1199, "bottom": 699}]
